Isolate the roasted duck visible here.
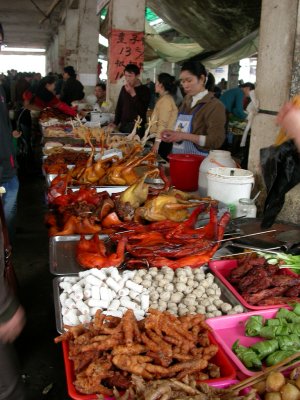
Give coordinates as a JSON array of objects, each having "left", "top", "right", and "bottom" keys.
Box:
[{"left": 76, "top": 235, "right": 127, "bottom": 269}]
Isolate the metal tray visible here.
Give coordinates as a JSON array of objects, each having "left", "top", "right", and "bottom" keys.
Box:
[
  {"left": 52, "top": 266, "right": 247, "bottom": 334},
  {"left": 49, "top": 234, "right": 109, "bottom": 275},
  {"left": 46, "top": 174, "right": 128, "bottom": 194}
]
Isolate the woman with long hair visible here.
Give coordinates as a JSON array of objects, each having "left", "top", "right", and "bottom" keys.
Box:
[{"left": 150, "top": 73, "right": 178, "bottom": 159}]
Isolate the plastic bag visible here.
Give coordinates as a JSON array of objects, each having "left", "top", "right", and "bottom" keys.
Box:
[{"left": 260, "top": 140, "right": 300, "bottom": 228}]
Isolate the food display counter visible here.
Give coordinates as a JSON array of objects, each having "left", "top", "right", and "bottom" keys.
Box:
[{"left": 40, "top": 113, "right": 300, "bottom": 399}]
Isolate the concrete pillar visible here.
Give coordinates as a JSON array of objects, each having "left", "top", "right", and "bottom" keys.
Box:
[
  {"left": 106, "top": 0, "right": 146, "bottom": 108},
  {"left": 227, "top": 62, "right": 240, "bottom": 89},
  {"left": 76, "top": 0, "right": 99, "bottom": 96},
  {"left": 64, "top": 1, "right": 99, "bottom": 96},
  {"left": 64, "top": 8, "right": 80, "bottom": 68},
  {"left": 57, "top": 25, "right": 66, "bottom": 73},
  {"left": 248, "top": 0, "right": 298, "bottom": 201}
]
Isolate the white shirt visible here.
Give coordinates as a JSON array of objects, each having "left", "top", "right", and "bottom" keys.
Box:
[{"left": 191, "top": 90, "right": 208, "bottom": 108}]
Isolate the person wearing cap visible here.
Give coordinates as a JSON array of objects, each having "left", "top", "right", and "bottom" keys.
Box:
[{"left": 60, "top": 66, "right": 85, "bottom": 106}]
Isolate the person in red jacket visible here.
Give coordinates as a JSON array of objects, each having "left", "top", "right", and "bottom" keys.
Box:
[{"left": 23, "top": 75, "right": 78, "bottom": 117}]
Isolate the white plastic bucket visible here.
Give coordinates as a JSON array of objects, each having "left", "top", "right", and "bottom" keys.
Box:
[{"left": 207, "top": 167, "right": 254, "bottom": 205}]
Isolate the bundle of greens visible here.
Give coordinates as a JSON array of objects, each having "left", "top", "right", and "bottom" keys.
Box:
[
  {"left": 232, "top": 304, "right": 300, "bottom": 370},
  {"left": 257, "top": 251, "right": 300, "bottom": 273}
]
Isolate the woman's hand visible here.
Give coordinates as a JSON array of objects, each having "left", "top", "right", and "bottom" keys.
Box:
[
  {"left": 152, "top": 141, "right": 159, "bottom": 153},
  {"left": 161, "top": 130, "right": 183, "bottom": 143},
  {"left": 0, "top": 306, "right": 26, "bottom": 343},
  {"left": 277, "top": 102, "right": 300, "bottom": 150}
]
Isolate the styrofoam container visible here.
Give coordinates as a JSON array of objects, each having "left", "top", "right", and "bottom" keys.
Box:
[
  {"left": 206, "top": 308, "right": 283, "bottom": 378},
  {"left": 209, "top": 259, "right": 298, "bottom": 310},
  {"left": 207, "top": 167, "right": 254, "bottom": 206}
]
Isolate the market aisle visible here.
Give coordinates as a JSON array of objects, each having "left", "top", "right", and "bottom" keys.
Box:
[{"left": 12, "top": 173, "right": 68, "bottom": 399}]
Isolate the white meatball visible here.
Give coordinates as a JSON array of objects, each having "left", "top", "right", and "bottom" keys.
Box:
[
  {"left": 200, "top": 280, "right": 210, "bottom": 288},
  {"left": 232, "top": 305, "right": 244, "bottom": 313},
  {"left": 160, "top": 292, "right": 171, "bottom": 302},
  {"left": 142, "top": 280, "right": 152, "bottom": 288},
  {"left": 214, "top": 310, "right": 222, "bottom": 317},
  {"left": 165, "top": 283, "right": 174, "bottom": 292},
  {"left": 158, "top": 279, "right": 168, "bottom": 288},
  {"left": 201, "top": 299, "right": 211, "bottom": 307},
  {"left": 206, "top": 312, "right": 215, "bottom": 319},
  {"left": 167, "top": 302, "right": 177, "bottom": 309},
  {"left": 133, "top": 276, "right": 143, "bottom": 284},
  {"left": 206, "top": 304, "right": 217, "bottom": 312},
  {"left": 175, "top": 282, "right": 186, "bottom": 292},
  {"left": 183, "top": 267, "right": 193, "bottom": 276},
  {"left": 187, "top": 278, "right": 195, "bottom": 287},
  {"left": 149, "top": 268, "right": 158, "bottom": 276},
  {"left": 196, "top": 306, "right": 206, "bottom": 314},
  {"left": 178, "top": 308, "right": 188, "bottom": 316},
  {"left": 221, "top": 303, "right": 233, "bottom": 313},
  {"left": 150, "top": 292, "right": 160, "bottom": 301},
  {"left": 183, "top": 286, "right": 193, "bottom": 295},
  {"left": 206, "top": 288, "right": 216, "bottom": 296},
  {"left": 177, "top": 275, "right": 188, "bottom": 283},
  {"left": 213, "top": 299, "right": 223, "bottom": 307},
  {"left": 170, "top": 292, "right": 183, "bottom": 304}
]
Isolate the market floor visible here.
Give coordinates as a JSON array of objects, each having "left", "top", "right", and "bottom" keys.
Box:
[{"left": 12, "top": 170, "right": 69, "bottom": 399}]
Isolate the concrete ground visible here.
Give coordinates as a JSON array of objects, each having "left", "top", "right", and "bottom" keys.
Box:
[{"left": 13, "top": 171, "right": 69, "bottom": 399}]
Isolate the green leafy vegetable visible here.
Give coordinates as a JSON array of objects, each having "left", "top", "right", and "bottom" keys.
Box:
[
  {"left": 277, "top": 334, "right": 300, "bottom": 350},
  {"left": 245, "top": 315, "right": 264, "bottom": 336},
  {"left": 232, "top": 340, "right": 262, "bottom": 369},
  {"left": 250, "top": 339, "right": 279, "bottom": 360},
  {"left": 265, "top": 350, "right": 295, "bottom": 366},
  {"left": 257, "top": 251, "right": 300, "bottom": 273},
  {"left": 276, "top": 308, "right": 300, "bottom": 323},
  {"left": 266, "top": 318, "right": 288, "bottom": 326},
  {"left": 259, "top": 325, "right": 290, "bottom": 339},
  {"left": 293, "top": 303, "right": 300, "bottom": 316}
]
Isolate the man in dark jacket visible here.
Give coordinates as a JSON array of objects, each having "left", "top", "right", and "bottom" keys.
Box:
[
  {"left": 0, "top": 207, "right": 26, "bottom": 399},
  {"left": 0, "top": 85, "right": 20, "bottom": 242},
  {"left": 60, "top": 66, "right": 85, "bottom": 105},
  {"left": 111, "top": 64, "right": 150, "bottom": 137}
]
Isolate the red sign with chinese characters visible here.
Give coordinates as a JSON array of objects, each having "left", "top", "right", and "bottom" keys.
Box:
[{"left": 108, "top": 29, "right": 144, "bottom": 83}]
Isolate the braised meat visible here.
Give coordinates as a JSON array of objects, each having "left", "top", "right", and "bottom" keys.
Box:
[
  {"left": 243, "top": 287, "right": 288, "bottom": 305},
  {"left": 228, "top": 255, "right": 300, "bottom": 306}
]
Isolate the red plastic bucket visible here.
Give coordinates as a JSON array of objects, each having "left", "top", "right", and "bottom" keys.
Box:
[{"left": 168, "top": 153, "right": 205, "bottom": 191}]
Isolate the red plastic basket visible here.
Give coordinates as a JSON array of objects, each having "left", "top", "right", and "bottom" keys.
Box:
[
  {"left": 209, "top": 259, "right": 297, "bottom": 310},
  {"left": 62, "top": 332, "right": 236, "bottom": 399}
]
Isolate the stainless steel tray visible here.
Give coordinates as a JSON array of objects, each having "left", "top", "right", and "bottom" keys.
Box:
[
  {"left": 52, "top": 267, "right": 247, "bottom": 334},
  {"left": 49, "top": 234, "right": 109, "bottom": 275},
  {"left": 46, "top": 174, "right": 128, "bottom": 194}
]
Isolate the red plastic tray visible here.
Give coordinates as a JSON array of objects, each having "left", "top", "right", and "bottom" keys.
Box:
[
  {"left": 62, "top": 332, "right": 236, "bottom": 400},
  {"left": 206, "top": 308, "right": 289, "bottom": 378},
  {"left": 209, "top": 259, "right": 297, "bottom": 310}
]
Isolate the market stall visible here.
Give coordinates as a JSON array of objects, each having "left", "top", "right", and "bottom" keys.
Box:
[{"left": 39, "top": 110, "right": 300, "bottom": 400}]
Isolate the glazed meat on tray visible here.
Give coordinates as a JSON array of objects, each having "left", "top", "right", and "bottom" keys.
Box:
[{"left": 228, "top": 256, "right": 300, "bottom": 305}]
